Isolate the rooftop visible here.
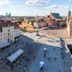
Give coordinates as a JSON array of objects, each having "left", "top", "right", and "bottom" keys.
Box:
[
  {"left": 7, "top": 49, "right": 24, "bottom": 62},
  {"left": 51, "top": 13, "right": 62, "bottom": 19},
  {"left": 24, "top": 32, "right": 62, "bottom": 47}
]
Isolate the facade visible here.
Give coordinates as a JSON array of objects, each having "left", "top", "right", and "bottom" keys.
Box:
[
  {"left": 46, "top": 13, "right": 63, "bottom": 27},
  {"left": 34, "top": 13, "right": 63, "bottom": 28},
  {"left": 19, "top": 21, "right": 35, "bottom": 32},
  {"left": 33, "top": 16, "right": 47, "bottom": 28},
  {"left": 45, "top": 16, "right": 58, "bottom": 27},
  {"left": 0, "top": 20, "right": 20, "bottom": 48},
  {"left": 34, "top": 22, "right": 39, "bottom": 28}
]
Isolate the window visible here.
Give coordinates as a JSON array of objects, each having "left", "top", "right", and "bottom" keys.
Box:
[{"left": 1, "top": 37, "right": 2, "bottom": 41}]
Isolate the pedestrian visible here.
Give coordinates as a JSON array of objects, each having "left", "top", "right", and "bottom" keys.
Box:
[
  {"left": 44, "top": 52, "right": 46, "bottom": 58},
  {"left": 24, "top": 66, "right": 27, "bottom": 72},
  {"left": 43, "top": 48, "right": 47, "bottom": 58},
  {"left": 40, "top": 61, "right": 44, "bottom": 72}
]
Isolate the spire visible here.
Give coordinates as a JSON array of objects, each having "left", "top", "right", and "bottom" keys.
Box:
[{"left": 68, "top": 8, "right": 71, "bottom": 16}]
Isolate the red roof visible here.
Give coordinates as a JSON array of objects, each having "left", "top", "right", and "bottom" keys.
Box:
[{"left": 47, "top": 15, "right": 55, "bottom": 19}]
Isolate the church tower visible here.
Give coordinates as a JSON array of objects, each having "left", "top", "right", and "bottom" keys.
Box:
[
  {"left": 67, "top": 8, "right": 71, "bottom": 24},
  {"left": 67, "top": 8, "right": 72, "bottom": 36},
  {"left": 68, "top": 8, "right": 71, "bottom": 17}
]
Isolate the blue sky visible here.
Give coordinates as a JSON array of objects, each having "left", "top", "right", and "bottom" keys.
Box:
[{"left": 0, "top": 0, "right": 72, "bottom": 16}]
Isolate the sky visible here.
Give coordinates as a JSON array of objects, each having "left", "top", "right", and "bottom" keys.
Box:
[{"left": 0, "top": 0, "right": 72, "bottom": 16}]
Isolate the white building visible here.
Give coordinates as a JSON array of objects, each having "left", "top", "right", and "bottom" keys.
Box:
[{"left": 0, "top": 20, "right": 20, "bottom": 48}]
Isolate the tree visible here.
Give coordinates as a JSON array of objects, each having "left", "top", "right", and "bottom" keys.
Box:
[{"left": 59, "top": 22, "right": 67, "bottom": 27}]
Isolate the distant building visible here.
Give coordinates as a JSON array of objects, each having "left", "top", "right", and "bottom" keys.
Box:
[
  {"left": 34, "top": 13, "right": 63, "bottom": 28},
  {"left": 46, "top": 13, "right": 63, "bottom": 27},
  {"left": 0, "top": 20, "right": 20, "bottom": 48},
  {"left": 19, "top": 21, "right": 35, "bottom": 32},
  {"left": 50, "top": 13, "right": 62, "bottom": 20},
  {"left": 19, "top": 21, "right": 34, "bottom": 28},
  {"left": 33, "top": 16, "right": 40, "bottom": 28},
  {"left": 6, "top": 12, "right": 11, "bottom": 17},
  {"left": 34, "top": 22, "right": 39, "bottom": 28},
  {"left": 45, "top": 16, "right": 58, "bottom": 27}
]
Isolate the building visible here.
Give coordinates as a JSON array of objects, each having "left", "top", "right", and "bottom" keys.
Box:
[
  {"left": 19, "top": 21, "right": 35, "bottom": 32},
  {"left": 33, "top": 16, "right": 47, "bottom": 28},
  {"left": 45, "top": 16, "right": 58, "bottom": 27},
  {"left": 67, "top": 9, "right": 72, "bottom": 36},
  {"left": 33, "top": 13, "right": 63, "bottom": 28},
  {"left": 50, "top": 13, "right": 62, "bottom": 20},
  {"left": 45, "top": 13, "right": 63, "bottom": 27},
  {"left": 0, "top": 20, "right": 20, "bottom": 48}
]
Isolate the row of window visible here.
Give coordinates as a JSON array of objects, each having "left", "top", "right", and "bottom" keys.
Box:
[{"left": 0, "top": 34, "right": 14, "bottom": 41}]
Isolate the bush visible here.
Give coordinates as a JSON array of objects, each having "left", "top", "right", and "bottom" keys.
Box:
[
  {"left": 59, "top": 22, "right": 67, "bottom": 27},
  {"left": 20, "top": 28, "right": 27, "bottom": 32}
]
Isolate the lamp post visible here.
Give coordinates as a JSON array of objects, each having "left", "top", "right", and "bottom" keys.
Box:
[{"left": 36, "top": 24, "right": 39, "bottom": 36}]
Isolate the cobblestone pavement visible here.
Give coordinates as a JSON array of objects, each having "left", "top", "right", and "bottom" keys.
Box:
[{"left": 39, "top": 28, "right": 72, "bottom": 44}]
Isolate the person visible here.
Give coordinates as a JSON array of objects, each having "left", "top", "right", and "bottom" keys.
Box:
[
  {"left": 43, "top": 48, "right": 47, "bottom": 58},
  {"left": 24, "top": 65, "right": 27, "bottom": 72},
  {"left": 40, "top": 66, "right": 43, "bottom": 71},
  {"left": 40, "top": 61, "right": 44, "bottom": 72},
  {"left": 11, "top": 65, "right": 13, "bottom": 70}
]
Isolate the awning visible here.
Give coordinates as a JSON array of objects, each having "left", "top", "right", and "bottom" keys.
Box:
[{"left": 7, "top": 49, "right": 23, "bottom": 62}]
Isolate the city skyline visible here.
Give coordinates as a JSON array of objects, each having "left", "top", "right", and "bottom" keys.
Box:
[{"left": 0, "top": 0, "right": 72, "bottom": 16}]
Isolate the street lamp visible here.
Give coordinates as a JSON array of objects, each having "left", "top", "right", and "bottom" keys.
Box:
[
  {"left": 36, "top": 24, "right": 39, "bottom": 36},
  {"left": 35, "top": 16, "right": 40, "bottom": 36}
]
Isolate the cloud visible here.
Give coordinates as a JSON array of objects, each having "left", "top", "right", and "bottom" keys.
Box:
[
  {"left": 45, "top": 4, "right": 58, "bottom": 9},
  {"left": 25, "top": 0, "right": 39, "bottom": 5},
  {"left": 25, "top": 0, "right": 51, "bottom": 5},
  {"left": 44, "top": 4, "right": 70, "bottom": 16},
  {"left": 0, "top": 0, "right": 10, "bottom": 5}
]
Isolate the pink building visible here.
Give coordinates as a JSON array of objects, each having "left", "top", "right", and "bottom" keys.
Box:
[{"left": 38, "top": 13, "right": 63, "bottom": 28}]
